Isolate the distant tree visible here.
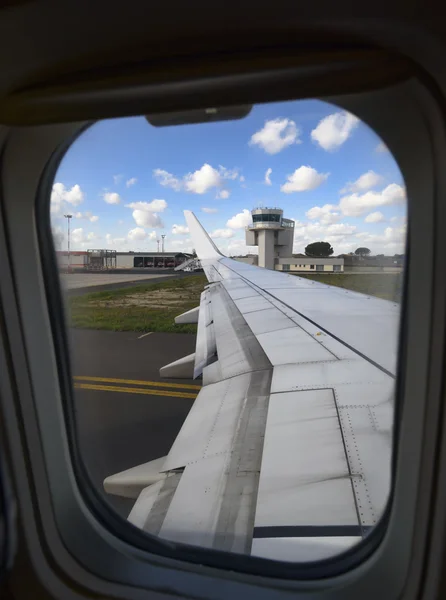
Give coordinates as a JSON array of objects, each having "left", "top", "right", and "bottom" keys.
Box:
[
  {"left": 191, "top": 248, "right": 197, "bottom": 258},
  {"left": 394, "top": 254, "right": 404, "bottom": 259},
  {"left": 376, "top": 254, "right": 385, "bottom": 257},
  {"left": 305, "top": 241, "right": 334, "bottom": 257},
  {"left": 355, "top": 247, "right": 371, "bottom": 257}
]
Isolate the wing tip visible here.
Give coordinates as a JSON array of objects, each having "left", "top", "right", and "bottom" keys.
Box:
[{"left": 184, "top": 210, "right": 224, "bottom": 260}]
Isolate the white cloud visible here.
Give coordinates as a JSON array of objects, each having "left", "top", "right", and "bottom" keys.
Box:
[
  {"left": 72, "top": 211, "right": 99, "bottom": 222},
  {"left": 210, "top": 228, "right": 234, "bottom": 239},
  {"left": 281, "top": 166, "right": 329, "bottom": 193},
  {"left": 295, "top": 221, "right": 356, "bottom": 239},
  {"left": 225, "top": 238, "right": 257, "bottom": 257},
  {"left": 376, "top": 141, "right": 389, "bottom": 153},
  {"left": 339, "top": 183, "right": 406, "bottom": 217},
  {"left": 127, "top": 227, "right": 147, "bottom": 241},
  {"left": 239, "top": 175, "right": 245, "bottom": 183},
  {"left": 64, "top": 184, "right": 84, "bottom": 206},
  {"left": 184, "top": 163, "right": 222, "bottom": 194},
  {"left": 71, "top": 228, "right": 85, "bottom": 244},
  {"left": 172, "top": 224, "right": 189, "bottom": 235},
  {"left": 113, "top": 174, "right": 123, "bottom": 185},
  {"left": 354, "top": 224, "right": 407, "bottom": 253},
  {"left": 209, "top": 233, "right": 258, "bottom": 257},
  {"left": 103, "top": 192, "right": 121, "bottom": 205},
  {"left": 52, "top": 225, "right": 64, "bottom": 249},
  {"left": 306, "top": 204, "right": 340, "bottom": 225},
  {"left": 265, "top": 168, "right": 272, "bottom": 185},
  {"left": 154, "top": 164, "right": 239, "bottom": 195},
  {"left": 291, "top": 216, "right": 406, "bottom": 255},
  {"left": 292, "top": 219, "right": 358, "bottom": 255},
  {"left": 311, "top": 111, "right": 359, "bottom": 151},
  {"left": 249, "top": 118, "right": 300, "bottom": 154},
  {"left": 51, "top": 183, "right": 84, "bottom": 214},
  {"left": 126, "top": 177, "right": 137, "bottom": 187},
  {"left": 153, "top": 168, "right": 182, "bottom": 191},
  {"left": 365, "top": 211, "right": 385, "bottom": 223},
  {"left": 148, "top": 231, "right": 157, "bottom": 240},
  {"left": 324, "top": 223, "right": 357, "bottom": 236},
  {"left": 132, "top": 211, "right": 164, "bottom": 228},
  {"left": 169, "top": 238, "right": 194, "bottom": 253},
  {"left": 202, "top": 207, "right": 218, "bottom": 214},
  {"left": 125, "top": 199, "right": 167, "bottom": 228},
  {"left": 216, "top": 189, "right": 230, "bottom": 199},
  {"left": 105, "top": 234, "right": 128, "bottom": 251},
  {"left": 66, "top": 228, "right": 101, "bottom": 249},
  {"left": 50, "top": 188, "right": 63, "bottom": 214},
  {"left": 218, "top": 166, "right": 239, "bottom": 180},
  {"left": 227, "top": 209, "right": 251, "bottom": 230},
  {"left": 126, "top": 199, "right": 167, "bottom": 212},
  {"left": 171, "top": 239, "right": 185, "bottom": 248},
  {"left": 341, "top": 170, "right": 384, "bottom": 194}
]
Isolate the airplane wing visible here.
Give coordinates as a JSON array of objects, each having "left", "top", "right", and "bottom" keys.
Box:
[{"left": 104, "top": 210, "right": 396, "bottom": 562}]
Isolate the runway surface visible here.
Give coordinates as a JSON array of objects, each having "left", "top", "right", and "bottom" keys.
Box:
[
  {"left": 62, "top": 272, "right": 192, "bottom": 296},
  {"left": 69, "top": 328, "right": 198, "bottom": 518},
  {"left": 60, "top": 272, "right": 176, "bottom": 290}
]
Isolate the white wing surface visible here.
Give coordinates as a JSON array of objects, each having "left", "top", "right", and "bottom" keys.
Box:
[{"left": 105, "top": 210, "right": 397, "bottom": 562}]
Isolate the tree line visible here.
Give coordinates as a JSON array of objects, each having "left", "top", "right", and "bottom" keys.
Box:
[{"left": 304, "top": 242, "right": 373, "bottom": 257}]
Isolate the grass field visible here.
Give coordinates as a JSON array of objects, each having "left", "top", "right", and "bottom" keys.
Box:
[
  {"left": 68, "top": 271, "right": 402, "bottom": 333},
  {"left": 295, "top": 273, "right": 403, "bottom": 303},
  {"left": 68, "top": 275, "right": 207, "bottom": 333}
]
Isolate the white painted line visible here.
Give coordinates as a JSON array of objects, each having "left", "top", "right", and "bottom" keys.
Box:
[{"left": 138, "top": 332, "right": 153, "bottom": 339}]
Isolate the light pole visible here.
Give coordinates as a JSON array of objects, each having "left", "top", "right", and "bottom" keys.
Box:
[
  {"left": 157, "top": 239, "right": 160, "bottom": 253},
  {"left": 64, "top": 214, "right": 72, "bottom": 272},
  {"left": 161, "top": 234, "right": 166, "bottom": 253}
]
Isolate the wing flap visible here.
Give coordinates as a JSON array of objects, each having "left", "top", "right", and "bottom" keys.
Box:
[
  {"left": 158, "top": 369, "right": 272, "bottom": 553},
  {"left": 161, "top": 373, "right": 252, "bottom": 472},
  {"left": 251, "top": 388, "right": 372, "bottom": 562},
  {"left": 128, "top": 479, "right": 165, "bottom": 529},
  {"left": 159, "top": 454, "right": 228, "bottom": 548},
  {"left": 193, "top": 289, "right": 216, "bottom": 378},
  {"left": 254, "top": 389, "right": 359, "bottom": 531}
]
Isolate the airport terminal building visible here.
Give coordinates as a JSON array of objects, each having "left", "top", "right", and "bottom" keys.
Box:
[{"left": 57, "top": 250, "right": 193, "bottom": 271}]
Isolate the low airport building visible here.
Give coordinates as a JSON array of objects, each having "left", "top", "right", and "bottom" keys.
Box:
[
  {"left": 57, "top": 250, "right": 193, "bottom": 270},
  {"left": 275, "top": 257, "right": 344, "bottom": 273}
]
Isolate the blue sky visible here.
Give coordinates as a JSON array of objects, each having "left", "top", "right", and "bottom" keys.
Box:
[{"left": 51, "top": 99, "right": 407, "bottom": 256}]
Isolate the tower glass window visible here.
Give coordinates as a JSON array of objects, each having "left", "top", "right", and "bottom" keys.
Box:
[{"left": 252, "top": 213, "right": 281, "bottom": 223}]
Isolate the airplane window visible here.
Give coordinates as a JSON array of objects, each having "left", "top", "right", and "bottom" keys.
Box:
[{"left": 50, "top": 100, "right": 406, "bottom": 564}]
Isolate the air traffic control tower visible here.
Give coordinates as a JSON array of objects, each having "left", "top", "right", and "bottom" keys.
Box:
[{"left": 245, "top": 208, "right": 295, "bottom": 270}]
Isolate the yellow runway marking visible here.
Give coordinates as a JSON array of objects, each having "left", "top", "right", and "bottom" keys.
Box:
[
  {"left": 74, "top": 382, "right": 197, "bottom": 399},
  {"left": 73, "top": 375, "right": 201, "bottom": 390}
]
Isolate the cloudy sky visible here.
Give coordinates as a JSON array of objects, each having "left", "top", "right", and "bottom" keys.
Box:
[{"left": 51, "top": 99, "right": 407, "bottom": 256}]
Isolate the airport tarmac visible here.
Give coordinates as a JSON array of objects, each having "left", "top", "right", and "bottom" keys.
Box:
[{"left": 69, "top": 328, "right": 198, "bottom": 519}]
